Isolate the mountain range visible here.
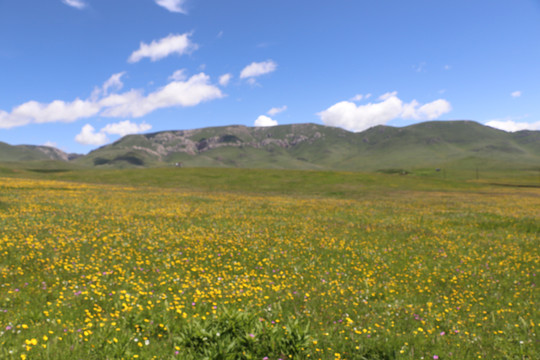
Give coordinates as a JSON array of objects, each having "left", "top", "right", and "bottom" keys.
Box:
[
  {"left": 0, "top": 142, "right": 80, "bottom": 162},
  {"left": 2, "top": 121, "right": 539, "bottom": 172}
]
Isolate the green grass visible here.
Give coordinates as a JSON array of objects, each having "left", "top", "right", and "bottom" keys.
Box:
[
  {"left": 0, "top": 165, "right": 488, "bottom": 197},
  {"left": 0, "top": 168, "right": 538, "bottom": 359},
  {"left": 3, "top": 162, "right": 539, "bottom": 198}
]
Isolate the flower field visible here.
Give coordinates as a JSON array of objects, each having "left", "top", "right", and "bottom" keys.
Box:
[{"left": 0, "top": 176, "right": 538, "bottom": 359}]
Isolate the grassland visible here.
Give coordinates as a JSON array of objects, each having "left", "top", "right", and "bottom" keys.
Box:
[{"left": 0, "top": 168, "right": 538, "bottom": 359}]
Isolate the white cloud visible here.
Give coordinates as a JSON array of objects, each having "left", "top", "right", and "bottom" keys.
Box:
[
  {"left": 485, "top": 119, "right": 540, "bottom": 132},
  {"left": 19, "top": 99, "right": 100, "bottom": 124},
  {"left": 0, "top": 109, "right": 29, "bottom": 129},
  {"left": 219, "top": 73, "right": 232, "bottom": 86},
  {"left": 75, "top": 124, "right": 109, "bottom": 146},
  {"left": 100, "top": 73, "right": 223, "bottom": 118},
  {"left": 102, "top": 72, "right": 126, "bottom": 95},
  {"left": 350, "top": 94, "right": 371, "bottom": 102},
  {"left": 319, "top": 98, "right": 402, "bottom": 133},
  {"left": 62, "top": 0, "right": 87, "bottom": 10},
  {"left": 155, "top": 0, "right": 187, "bottom": 14},
  {"left": 401, "top": 99, "right": 452, "bottom": 120},
  {"left": 0, "top": 73, "right": 222, "bottom": 129},
  {"left": 511, "top": 91, "right": 522, "bottom": 98},
  {"left": 101, "top": 120, "right": 152, "bottom": 136},
  {"left": 91, "top": 72, "right": 127, "bottom": 100},
  {"left": 44, "top": 141, "right": 58, "bottom": 148},
  {"left": 0, "top": 98, "right": 101, "bottom": 129},
  {"left": 417, "top": 100, "right": 451, "bottom": 119},
  {"left": 254, "top": 115, "right": 278, "bottom": 127},
  {"left": 444, "top": 65, "right": 451, "bottom": 70},
  {"left": 169, "top": 69, "right": 187, "bottom": 81},
  {"left": 75, "top": 120, "right": 152, "bottom": 146},
  {"left": 98, "top": 90, "right": 141, "bottom": 113},
  {"left": 267, "top": 105, "right": 287, "bottom": 116},
  {"left": 240, "top": 60, "right": 277, "bottom": 79},
  {"left": 318, "top": 92, "right": 452, "bottom": 132},
  {"left": 378, "top": 91, "right": 397, "bottom": 101},
  {"left": 128, "top": 33, "right": 197, "bottom": 63}
]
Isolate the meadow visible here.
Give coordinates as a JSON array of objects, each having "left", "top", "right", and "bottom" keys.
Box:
[{"left": 0, "top": 169, "right": 538, "bottom": 359}]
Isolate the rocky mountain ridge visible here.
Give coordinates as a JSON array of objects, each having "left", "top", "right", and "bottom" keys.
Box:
[
  {"left": 115, "top": 124, "right": 326, "bottom": 160},
  {"left": 75, "top": 121, "right": 540, "bottom": 170},
  {"left": 0, "top": 142, "right": 79, "bottom": 162},
  {"left": 1, "top": 121, "right": 539, "bottom": 171}
]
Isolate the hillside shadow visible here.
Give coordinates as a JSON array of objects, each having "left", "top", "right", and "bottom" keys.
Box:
[{"left": 26, "top": 169, "right": 70, "bottom": 174}]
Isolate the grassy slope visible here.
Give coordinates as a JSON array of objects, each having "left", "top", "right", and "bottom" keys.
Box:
[
  {"left": 71, "top": 121, "right": 540, "bottom": 173},
  {"left": 338, "top": 121, "right": 537, "bottom": 169},
  {"left": 0, "top": 142, "right": 55, "bottom": 162},
  {"left": 1, "top": 121, "right": 538, "bottom": 173}
]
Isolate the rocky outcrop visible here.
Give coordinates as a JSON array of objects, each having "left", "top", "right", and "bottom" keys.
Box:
[
  {"left": 116, "top": 127, "right": 328, "bottom": 159},
  {"left": 24, "top": 145, "right": 74, "bottom": 161}
]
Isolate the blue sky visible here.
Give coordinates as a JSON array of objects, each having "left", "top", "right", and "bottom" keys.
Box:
[{"left": 1, "top": 0, "right": 539, "bottom": 154}]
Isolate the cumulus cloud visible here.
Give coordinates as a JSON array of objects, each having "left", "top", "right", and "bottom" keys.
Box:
[
  {"left": 267, "top": 106, "right": 287, "bottom": 116},
  {"left": 75, "top": 120, "right": 152, "bottom": 146},
  {"left": 511, "top": 91, "right": 522, "bottom": 98},
  {"left": 43, "top": 141, "right": 58, "bottom": 148},
  {"left": 101, "top": 120, "right": 152, "bottom": 136},
  {"left": 319, "top": 97, "right": 402, "bottom": 133},
  {"left": 75, "top": 124, "right": 109, "bottom": 146},
  {"left": 0, "top": 72, "right": 222, "bottom": 129},
  {"left": 240, "top": 60, "right": 277, "bottom": 79},
  {"left": 485, "top": 119, "right": 540, "bottom": 132},
  {"left": 318, "top": 92, "right": 452, "bottom": 132},
  {"left": 401, "top": 99, "right": 452, "bottom": 120},
  {"left": 254, "top": 115, "right": 278, "bottom": 127},
  {"left": 155, "top": 0, "right": 187, "bottom": 14},
  {"left": 0, "top": 98, "right": 100, "bottom": 129},
  {"left": 17, "top": 99, "right": 100, "bottom": 124},
  {"left": 62, "top": 0, "right": 87, "bottom": 10},
  {"left": 0, "top": 110, "right": 28, "bottom": 129},
  {"left": 169, "top": 69, "right": 187, "bottom": 81},
  {"left": 219, "top": 73, "right": 232, "bottom": 86},
  {"left": 128, "top": 33, "right": 197, "bottom": 63},
  {"left": 100, "top": 73, "right": 223, "bottom": 118}
]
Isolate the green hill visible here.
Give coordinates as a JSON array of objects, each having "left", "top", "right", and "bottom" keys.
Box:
[
  {"left": 1, "top": 121, "right": 538, "bottom": 176},
  {"left": 73, "top": 121, "right": 540, "bottom": 174},
  {"left": 0, "top": 142, "right": 76, "bottom": 162}
]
